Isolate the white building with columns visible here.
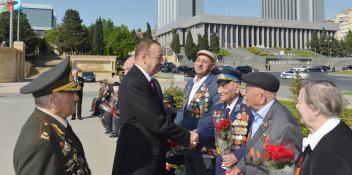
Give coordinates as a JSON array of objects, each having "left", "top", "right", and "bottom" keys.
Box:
[{"left": 156, "top": 15, "right": 338, "bottom": 50}]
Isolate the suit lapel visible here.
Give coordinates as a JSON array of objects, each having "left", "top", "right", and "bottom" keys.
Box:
[{"left": 247, "top": 100, "right": 278, "bottom": 148}]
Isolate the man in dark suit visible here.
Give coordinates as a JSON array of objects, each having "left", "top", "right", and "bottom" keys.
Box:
[
  {"left": 71, "top": 68, "right": 84, "bottom": 120},
  {"left": 176, "top": 50, "right": 219, "bottom": 175},
  {"left": 294, "top": 80, "right": 352, "bottom": 175},
  {"left": 112, "top": 39, "right": 198, "bottom": 175},
  {"left": 229, "top": 72, "right": 302, "bottom": 175},
  {"left": 13, "top": 58, "right": 91, "bottom": 175}
]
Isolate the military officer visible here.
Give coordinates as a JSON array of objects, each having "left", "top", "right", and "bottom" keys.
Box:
[
  {"left": 176, "top": 50, "right": 219, "bottom": 175},
  {"left": 211, "top": 66, "right": 253, "bottom": 175},
  {"left": 13, "top": 58, "right": 91, "bottom": 175}
]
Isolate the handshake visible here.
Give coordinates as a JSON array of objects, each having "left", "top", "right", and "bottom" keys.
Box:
[{"left": 189, "top": 130, "right": 199, "bottom": 148}]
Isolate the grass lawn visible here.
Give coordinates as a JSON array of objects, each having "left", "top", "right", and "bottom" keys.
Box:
[
  {"left": 332, "top": 70, "right": 352, "bottom": 75},
  {"left": 342, "top": 91, "right": 352, "bottom": 96}
]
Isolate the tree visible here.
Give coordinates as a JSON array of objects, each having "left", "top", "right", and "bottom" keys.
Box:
[
  {"left": 104, "top": 25, "right": 135, "bottom": 59},
  {"left": 0, "top": 12, "right": 38, "bottom": 55},
  {"left": 209, "top": 32, "right": 219, "bottom": 54},
  {"left": 144, "top": 22, "right": 153, "bottom": 40},
  {"left": 344, "top": 30, "right": 352, "bottom": 56},
  {"left": 309, "top": 31, "right": 319, "bottom": 53},
  {"left": 44, "top": 27, "right": 60, "bottom": 52},
  {"left": 184, "top": 30, "right": 197, "bottom": 61},
  {"left": 58, "top": 9, "right": 87, "bottom": 54},
  {"left": 170, "top": 29, "right": 180, "bottom": 54},
  {"left": 92, "top": 17, "right": 104, "bottom": 55},
  {"left": 197, "top": 34, "right": 209, "bottom": 51},
  {"left": 131, "top": 29, "right": 142, "bottom": 45}
]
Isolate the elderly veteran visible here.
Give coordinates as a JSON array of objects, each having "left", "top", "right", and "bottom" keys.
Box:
[
  {"left": 294, "top": 80, "right": 352, "bottom": 175},
  {"left": 13, "top": 58, "right": 91, "bottom": 175},
  {"left": 229, "top": 72, "right": 302, "bottom": 175},
  {"left": 176, "top": 50, "right": 219, "bottom": 175},
  {"left": 205, "top": 66, "right": 254, "bottom": 175}
]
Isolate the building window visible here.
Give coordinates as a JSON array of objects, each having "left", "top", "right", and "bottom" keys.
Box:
[{"left": 192, "top": 0, "right": 196, "bottom": 16}]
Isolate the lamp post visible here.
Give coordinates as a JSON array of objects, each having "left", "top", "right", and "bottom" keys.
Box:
[{"left": 6, "top": 0, "right": 18, "bottom": 48}]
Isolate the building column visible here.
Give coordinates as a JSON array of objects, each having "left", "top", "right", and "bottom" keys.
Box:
[
  {"left": 251, "top": 26, "right": 255, "bottom": 47},
  {"left": 235, "top": 25, "right": 239, "bottom": 47},
  {"left": 279, "top": 28, "right": 283, "bottom": 48},
  {"left": 271, "top": 28, "right": 275, "bottom": 48},
  {"left": 266, "top": 27, "right": 270, "bottom": 48},
  {"left": 294, "top": 29, "right": 298, "bottom": 49},
  {"left": 299, "top": 29, "right": 303, "bottom": 49},
  {"left": 303, "top": 29, "right": 307, "bottom": 49},
  {"left": 256, "top": 27, "right": 260, "bottom": 46},
  {"left": 225, "top": 25, "right": 229, "bottom": 48},
  {"left": 285, "top": 28, "right": 289, "bottom": 48},
  {"left": 290, "top": 29, "right": 294, "bottom": 49},
  {"left": 219, "top": 24, "right": 223, "bottom": 48},
  {"left": 261, "top": 27, "right": 265, "bottom": 47},
  {"left": 246, "top": 26, "right": 249, "bottom": 47},
  {"left": 230, "top": 25, "right": 234, "bottom": 48},
  {"left": 240, "top": 26, "right": 244, "bottom": 47}
]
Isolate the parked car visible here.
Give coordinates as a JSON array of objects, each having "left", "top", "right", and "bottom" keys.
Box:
[
  {"left": 178, "top": 66, "right": 189, "bottom": 73},
  {"left": 184, "top": 67, "right": 196, "bottom": 77},
  {"left": 280, "top": 70, "right": 310, "bottom": 79},
  {"left": 236, "top": 65, "right": 253, "bottom": 74},
  {"left": 160, "top": 65, "right": 172, "bottom": 73},
  {"left": 307, "top": 66, "right": 328, "bottom": 72},
  {"left": 342, "top": 65, "right": 352, "bottom": 70},
  {"left": 82, "top": 71, "right": 96, "bottom": 82},
  {"left": 291, "top": 66, "right": 309, "bottom": 72}
]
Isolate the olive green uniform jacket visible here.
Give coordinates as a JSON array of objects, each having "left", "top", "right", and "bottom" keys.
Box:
[{"left": 13, "top": 108, "right": 91, "bottom": 175}]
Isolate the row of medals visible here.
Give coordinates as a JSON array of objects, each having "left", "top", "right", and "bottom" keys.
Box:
[
  {"left": 190, "top": 86, "right": 210, "bottom": 118},
  {"left": 232, "top": 111, "right": 249, "bottom": 148}
]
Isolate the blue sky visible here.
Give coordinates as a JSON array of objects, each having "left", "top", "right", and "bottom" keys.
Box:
[{"left": 26, "top": 0, "right": 352, "bottom": 30}]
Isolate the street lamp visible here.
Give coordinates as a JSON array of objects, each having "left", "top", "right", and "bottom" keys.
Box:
[
  {"left": 1, "top": 0, "right": 18, "bottom": 47},
  {"left": 325, "top": 37, "right": 332, "bottom": 58}
]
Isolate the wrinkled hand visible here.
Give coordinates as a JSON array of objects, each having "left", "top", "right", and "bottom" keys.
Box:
[
  {"left": 227, "top": 167, "right": 244, "bottom": 175},
  {"left": 222, "top": 153, "right": 238, "bottom": 167},
  {"left": 189, "top": 130, "right": 199, "bottom": 148}
]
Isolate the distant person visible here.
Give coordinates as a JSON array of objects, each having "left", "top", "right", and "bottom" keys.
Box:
[
  {"left": 294, "top": 80, "right": 352, "bottom": 175},
  {"left": 123, "top": 56, "right": 135, "bottom": 75},
  {"left": 13, "top": 58, "right": 91, "bottom": 175},
  {"left": 71, "top": 68, "right": 84, "bottom": 120}
]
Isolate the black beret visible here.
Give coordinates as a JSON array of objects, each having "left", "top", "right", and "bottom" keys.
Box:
[
  {"left": 163, "top": 94, "right": 174, "bottom": 103},
  {"left": 242, "top": 72, "right": 280, "bottom": 92},
  {"left": 20, "top": 58, "right": 81, "bottom": 97},
  {"left": 217, "top": 66, "right": 241, "bottom": 84}
]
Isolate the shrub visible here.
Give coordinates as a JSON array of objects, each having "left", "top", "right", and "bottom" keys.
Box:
[{"left": 164, "top": 86, "right": 184, "bottom": 109}]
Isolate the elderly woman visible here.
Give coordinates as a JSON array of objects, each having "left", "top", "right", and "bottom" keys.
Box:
[{"left": 295, "top": 80, "right": 352, "bottom": 175}]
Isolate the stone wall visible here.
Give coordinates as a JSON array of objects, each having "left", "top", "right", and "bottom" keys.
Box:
[
  {"left": 0, "top": 42, "right": 26, "bottom": 82},
  {"left": 69, "top": 55, "right": 117, "bottom": 81}
]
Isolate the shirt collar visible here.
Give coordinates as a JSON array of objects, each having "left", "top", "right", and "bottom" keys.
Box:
[
  {"left": 302, "top": 117, "right": 340, "bottom": 151},
  {"left": 135, "top": 64, "right": 152, "bottom": 82},
  {"left": 253, "top": 99, "right": 275, "bottom": 119},
  {"left": 36, "top": 106, "right": 68, "bottom": 128},
  {"left": 193, "top": 73, "right": 210, "bottom": 84},
  {"left": 226, "top": 97, "right": 239, "bottom": 113}
]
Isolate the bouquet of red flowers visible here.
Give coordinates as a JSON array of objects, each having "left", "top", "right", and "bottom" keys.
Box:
[
  {"left": 262, "top": 144, "right": 295, "bottom": 175},
  {"left": 213, "top": 111, "right": 232, "bottom": 156}
]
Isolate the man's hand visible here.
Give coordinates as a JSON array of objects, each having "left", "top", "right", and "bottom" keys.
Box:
[
  {"left": 227, "top": 167, "right": 244, "bottom": 175},
  {"left": 222, "top": 153, "right": 238, "bottom": 167},
  {"left": 189, "top": 130, "right": 199, "bottom": 148}
]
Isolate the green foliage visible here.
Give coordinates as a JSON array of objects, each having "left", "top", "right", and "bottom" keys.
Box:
[
  {"left": 104, "top": 25, "right": 135, "bottom": 59},
  {"left": 0, "top": 12, "right": 38, "bottom": 55},
  {"left": 144, "top": 22, "right": 153, "bottom": 40},
  {"left": 184, "top": 30, "right": 197, "bottom": 61},
  {"left": 38, "top": 38, "right": 48, "bottom": 54},
  {"left": 197, "top": 34, "right": 209, "bottom": 51},
  {"left": 58, "top": 9, "right": 89, "bottom": 54},
  {"left": 131, "top": 29, "right": 142, "bottom": 45},
  {"left": 44, "top": 28, "right": 59, "bottom": 52},
  {"left": 210, "top": 32, "right": 219, "bottom": 54},
  {"left": 171, "top": 29, "right": 180, "bottom": 54},
  {"left": 92, "top": 17, "right": 104, "bottom": 55},
  {"left": 217, "top": 48, "right": 232, "bottom": 57},
  {"left": 289, "top": 76, "right": 303, "bottom": 103},
  {"left": 247, "top": 47, "right": 273, "bottom": 56},
  {"left": 164, "top": 87, "right": 184, "bottom": 109},
  {"left": 342, "top": 91, "right": 352, "bottom": 96}
]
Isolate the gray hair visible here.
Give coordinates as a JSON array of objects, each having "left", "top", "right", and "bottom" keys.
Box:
[
  {"left": 34, "top": 95, "right": 50, "bottom": 108},
  {"left": 301, "top": 80, "right": 345, "bottom": 117}
]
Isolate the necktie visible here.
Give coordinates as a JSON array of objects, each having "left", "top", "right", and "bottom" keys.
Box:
[
  {"left": 150, "top": 79, "right": 163, "bottom": 104},
  {"left": 226, "top": 107, "right": 231, "bottom": 118}
]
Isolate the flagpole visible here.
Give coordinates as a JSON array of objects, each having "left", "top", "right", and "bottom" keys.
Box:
[
  {"left": 17, "top": 8, "right": 19, "bottom": 41},
  {"left": 9, "top": 0, "right": 13, "bottom": 47}
]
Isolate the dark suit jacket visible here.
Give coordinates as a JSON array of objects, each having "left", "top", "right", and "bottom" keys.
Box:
[
  {"left": 299, "top": 121, "right": 352, "bottom": 175},
  {"left": 13, "top": 109, "right": 91, "bottom": 175},
  {"left": 237, "top": 100, "right": 302, "bottom": 175},
  {"left": 112, "top": 65, "right": 190, "bottom": 175},
  {"left": 75, "top": 76, "right": 84, "bottom": 99}
]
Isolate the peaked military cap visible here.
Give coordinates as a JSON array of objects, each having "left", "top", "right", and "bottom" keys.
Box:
[
  {"left": 196, "top": 50, "right": 216, "bottom": 62},
  {"left": 163, "top": 94, "right": 174, "bottom": 103},
  {"left": 217, "top": 66, "right": 242, "bottom": 84},
  {"left": 242, "top": 72, "right": 280, "bottom": 92},
  {"left": 20, "top": 58, "right": 81, "bottom": 97}
]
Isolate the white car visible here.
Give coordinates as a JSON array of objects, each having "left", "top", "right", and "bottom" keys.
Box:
[
  {"left": 280, "top": 70, "right": 310, "bottom": 79},
  {"left": 291, "top": 66, "right": 309, "bottom": 72}
]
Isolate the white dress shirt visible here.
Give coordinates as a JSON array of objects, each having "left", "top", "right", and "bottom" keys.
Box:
[{"left": 187, "top": 73, "right": 210, "bottom": 106}]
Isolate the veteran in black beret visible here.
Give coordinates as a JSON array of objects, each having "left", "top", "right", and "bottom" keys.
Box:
[
  {"left": 13, "top": 58, "right": 91, "bottom": 175},
  {"left": 229, "top": 72, "right": 302, "bottom": 175}
]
